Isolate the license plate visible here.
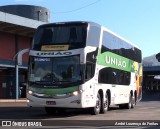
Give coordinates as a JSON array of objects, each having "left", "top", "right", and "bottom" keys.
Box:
[{"left": 46, "top": 101, "right": 56, "bottom": 105}]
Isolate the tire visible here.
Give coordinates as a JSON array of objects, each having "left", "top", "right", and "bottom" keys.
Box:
[
  {"left": 125, "top": 94, "right": 131, "bottom": 109},
  {"left": 125, "top": 94, "right": 134, "bottom": 109},
  {"left": 131, "top": 95, "right": 135, "bottom": 109},
  {"left": 100, "top": 93, "right": 109, "bottom": 114},
  {"left": 134, "top": 93, "right": 137, "bottom": 106},
  {"left": 45, "top": 107, "right": 57, "bottom": 115},
  {"left": 90, "top": 93, "right": 101, "bottom": 115}
]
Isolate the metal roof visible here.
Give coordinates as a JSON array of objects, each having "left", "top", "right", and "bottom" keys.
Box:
[{"left": 0, "top": 11, "right": 46, "bottom": 37}]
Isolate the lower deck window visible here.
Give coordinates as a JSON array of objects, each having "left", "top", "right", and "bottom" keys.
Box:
[{"left": 98, "top": 67, "right": 130, "bottom": 85}]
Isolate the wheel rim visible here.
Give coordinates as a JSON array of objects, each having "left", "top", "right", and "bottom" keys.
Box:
[
  {"left": 96, "top": 98, "right": 100, "bottom": 108},
  {"left": 129, "top": 95, "right": 132, "bottom": 108},
  {"left": 104, "top": 94, "right": 108, "bottom": 110},
  {"left": 96, "top": 95, "right": 101, "bottom": 111}
]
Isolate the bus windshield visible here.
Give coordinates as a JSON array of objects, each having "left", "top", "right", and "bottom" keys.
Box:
[
  {"left": 33, "top": 24, "right": 87, "bottom": 50},
  {"left": 29, "top": 55, "right": 82, "bottom": 85}
]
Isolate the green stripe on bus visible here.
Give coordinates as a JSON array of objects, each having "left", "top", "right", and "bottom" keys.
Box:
[
  {"left": 98, "top": 51, "right": 134, "bottom": 72},
  {"left": 29, "top": 86, "right": 79, "bottom": 95}
]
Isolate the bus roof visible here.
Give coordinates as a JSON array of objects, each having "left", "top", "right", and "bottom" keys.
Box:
[{"left": 37, "top": 21, "right": 100, "bottom": 28}]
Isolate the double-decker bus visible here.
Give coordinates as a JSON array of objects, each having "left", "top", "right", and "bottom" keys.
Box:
[{"left": 27, "top": 21, "right": 142, "bottom": 115}]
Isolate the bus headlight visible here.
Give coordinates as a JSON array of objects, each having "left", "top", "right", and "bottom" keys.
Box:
[
  {"left": 28, "top": 90, "right": 33, "bottom": 95},
  {"left": 72, "top": 91, "right": 79, "bottom": 96}
]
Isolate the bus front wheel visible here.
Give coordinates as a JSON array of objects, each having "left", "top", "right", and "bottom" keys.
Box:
[{"left": 90, "top": 93, "right": 101, "bottom": 115}]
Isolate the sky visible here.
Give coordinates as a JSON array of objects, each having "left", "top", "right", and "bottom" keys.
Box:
[{"left": 0, "top": 0, "right": 160, "bottom": 58}]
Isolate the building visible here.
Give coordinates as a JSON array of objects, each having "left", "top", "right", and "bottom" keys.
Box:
[
  {"left": 143, "top": 53, "right": 160, "bottom": 92},
  {"left": 0, "top": 5, "right": 50, "bottom": 99}
]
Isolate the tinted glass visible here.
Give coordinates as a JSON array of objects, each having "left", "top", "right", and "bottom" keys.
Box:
[
  {"left": 98, "top": 67, "right": 130, "bottom": 85},
  {"left": 33, "top": 24, "right": 87, "bottom": 50},
  {"left": 29, "top": 55, "right": 82, "bottom": 86},
  {"left": 102, "top": 31, "right": 142, "bottom": 63},
  {"left": 87, "top": 25, "right": 101, "bottom": 47}
]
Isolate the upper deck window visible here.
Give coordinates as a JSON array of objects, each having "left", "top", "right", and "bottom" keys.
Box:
[{"left": 33, "top": 24, "right": 87, "bottom": 50}]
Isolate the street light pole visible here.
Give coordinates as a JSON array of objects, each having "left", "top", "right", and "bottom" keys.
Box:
[
  {"left": 13, "top": 52, "right": 19, "bottom": 100},
  {"left": 14, "top": 48, "right": 30, "bottom": 100},
  {"left": 15, "top": 61, "right": 19, "bottom": 100}
]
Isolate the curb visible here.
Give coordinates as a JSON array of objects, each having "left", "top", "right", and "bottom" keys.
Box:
[{"left": 0, "top": 99, "right": 27, "bottom": 102}]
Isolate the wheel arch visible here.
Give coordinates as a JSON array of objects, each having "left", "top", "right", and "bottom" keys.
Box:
[
  {"left": 98, "top": 89, "right": 103, "bottom": 102},
  {"left": 130, "top": 90, "right": 133, "bottom": 97},
  {"left": 97, "top": 89, "right": 111, "bottom": 106}
]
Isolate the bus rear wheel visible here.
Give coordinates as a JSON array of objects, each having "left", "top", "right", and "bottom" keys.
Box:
[
  {"left": 126, "top": 94, "right": 135, "bottom": 109},
  {"left": 90, "top": 93, "right": 101, "bottom": 115},
  {"left": 100, "top": 93, "right": 109, "bottom": 114}
]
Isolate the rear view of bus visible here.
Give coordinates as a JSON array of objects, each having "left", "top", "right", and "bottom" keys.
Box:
[{"left": 27, "top": 21, "right": 142, "bottom": 115}]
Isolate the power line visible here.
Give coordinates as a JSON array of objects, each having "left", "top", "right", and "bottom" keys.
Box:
[{"left": 52, "top": 0, "right": 101, "bottom": 14}]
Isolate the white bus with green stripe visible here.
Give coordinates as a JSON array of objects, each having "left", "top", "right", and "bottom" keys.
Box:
[{"left": 27, "top": 21, "right": 142, "bottom": 115}]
